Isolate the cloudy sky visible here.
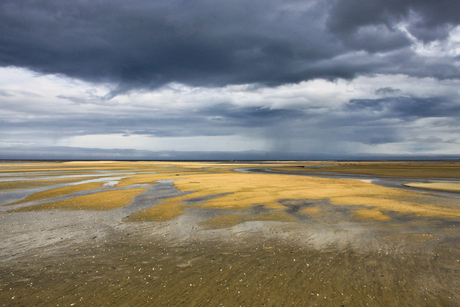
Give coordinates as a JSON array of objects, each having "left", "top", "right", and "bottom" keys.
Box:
[{"left": 1, "top": 0, "right": 460, "bottom": 160}]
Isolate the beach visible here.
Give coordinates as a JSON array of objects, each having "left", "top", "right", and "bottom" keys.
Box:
[{"left": 1, "top": 161, "right": 460, "bottom": 306}]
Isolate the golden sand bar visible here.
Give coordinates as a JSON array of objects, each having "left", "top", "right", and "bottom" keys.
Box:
[
  {"left": 125, "top": 199, "right": 184, "bottom": 222},
  {"left": 404, "top": 182, "right": 460, "bottom": 192},
  {"left": 4, "top": 182, "right": 104, "bottom": 206},
  {"left": 128, "top": 171, "right": 460, "bottom": 222},
  {"left": 8, "top": 188, "right": 146, "bottom": 212},
  {"left": 0, "top": 176, "right": 105, "bottom": 191},
  {"left": 353, "top": 208, "right": 391, "bottom": 221}
]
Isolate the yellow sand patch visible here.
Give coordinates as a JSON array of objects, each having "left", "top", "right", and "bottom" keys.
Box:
[
  {"left": 116, "top": 174, "right": 164, "bottom": 188},
  {"left": 300, "top": 207, "right": 321, "bottom": 215},
  {"left": 115, "top": 172, "right": 201, "bottom": 188},
  {"left": 199, "top": 212, "right": 296, "bottom": 229},
  {"left": 353, "top": 209, "right": 391, "bottom": 221},
  {"left": 124, "top": 200, "right": 183, "bottom": 222},
  {"left": 404, "top": 182, "right": 460, "bottom": 192},
  {"left": 168, "top": 173, "right": 460, "bottom": 218},
  {"left": 255, "top": 212, "right": 295, "bottom": 222},
  {"left": 200, "top": 214, "right": 245, "bottom": 228},
  {"left": 4, "top": 182, "right": 104, "bottom": 206},
  {"left": 8, "top": 188, "right": 146, "bottom": 212},
  {"left": 0, "top": 176, "right": 105, "bottom": 191},
  {"left": 0, "top": 161, "right": 169, "bottom": 173},
  {"left": 114, "top": 165, "right": 237, "bottom": 188}
]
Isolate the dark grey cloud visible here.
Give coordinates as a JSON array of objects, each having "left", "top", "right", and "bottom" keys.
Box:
[
  {"left": 375, "top": 87, "right": 401, "bottom": 96},
  {"left": 327, "top": 0, "right": 460, "bottom": 42},
  {"left": 1, "top": 0, "right": 460, "bottom": 94},
  {"left": 0, "top": 90, "right": 13, "bottom": 97},
  {"left": 0, "top": 101, "right": 305, "bottom": 140},
  {"left": 345, "top": 97, "right": 460, "bottom": 118},
  {"left": 197, "top": 103, "right": 306, "bottom": 128},
  {"left": 1, "top": 0, "right": 336, "bottom": 91}
]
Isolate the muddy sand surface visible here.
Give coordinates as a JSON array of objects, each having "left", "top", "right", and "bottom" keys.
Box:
[{"left": 1, "top": 161, "right": 460, "bottom": 306}]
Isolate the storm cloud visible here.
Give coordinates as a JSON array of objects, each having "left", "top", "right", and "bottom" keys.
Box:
[
  {"left": 1, "top": 1, "right": 460, "bottom": 159},
  {"left": 2, "top": 0, "right": 460, "bottom": 92}
]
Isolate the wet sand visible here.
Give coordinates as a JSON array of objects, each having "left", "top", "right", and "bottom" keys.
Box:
[{"left": 1, "top": 161, "right": 460, "bottom": 306}]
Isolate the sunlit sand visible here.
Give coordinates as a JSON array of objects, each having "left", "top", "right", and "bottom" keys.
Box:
[{"left": 404, "top": 182, "right": 460, "bottom": 192}]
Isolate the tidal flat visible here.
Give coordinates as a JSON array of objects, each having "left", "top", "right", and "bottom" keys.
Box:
[{"left": 1, "top": 160, "right": 460, "bottom": 306}]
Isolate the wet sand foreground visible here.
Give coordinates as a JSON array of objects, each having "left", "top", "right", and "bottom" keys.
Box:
[{"left": 1, "top": 161, "right": 460, "bottom": 306}]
